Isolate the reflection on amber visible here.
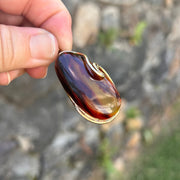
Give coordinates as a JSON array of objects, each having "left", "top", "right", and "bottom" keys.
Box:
[{"left": 55, "top": 51, "right": 121, "bottom": 124}]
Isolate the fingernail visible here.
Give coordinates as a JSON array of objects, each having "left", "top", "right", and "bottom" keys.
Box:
[
  {"left": 7, "top": 72, "right": 11, "bottom": 85},
  {"left": 42, "top": 68, "right": 48, "bottom": 79},
  {"left": 30, "top": 33, "right": 58, "bottom": 59}
]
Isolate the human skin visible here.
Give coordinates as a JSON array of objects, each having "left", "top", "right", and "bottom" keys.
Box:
[{"left": 0, "top": 0, "right": 72, "bottom": 85}]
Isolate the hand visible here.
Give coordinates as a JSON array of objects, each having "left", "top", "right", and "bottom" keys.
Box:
[{"left": 0, "top": 0, "right": 72, "bottom": 85}]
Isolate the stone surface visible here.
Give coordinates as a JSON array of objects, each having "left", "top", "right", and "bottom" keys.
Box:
[
  {"left": 99, "top": 0, "right": 139, "bottom": 5},
  {"left": 0, "top": 150, "right": 39, "bottom": 179},
  {"left": 168, "top": 15, "right": 180, "bottom": 41},
  {"left": 168, "top": 46, "right": 180, "bottom": 79},
  {"left": 114, "top": 157, "right": 125, "bottom": 172},
  {"left": 73, "top": 2, "right": 100, "bottom": 48},
  {"left": 11, "top": 152, "right": 39, "bottom": 177},
  {"left": 106, "top": 123, "right": 124, "bottom": 149},
  {"left": 42, "top": 132, "right": 80, "bottom": 179},
  {"left": 126, "top": 132, "right": 141, "bottom": 148},
  {"left": 101, "top": 6, "right": 120, "bottom": 31},
  {"left": 165, "top": 0, "right": 174, "bottom": 7},
  {"left": 86, "top": 168, "right": 104, "bottom": 180},
  {"left": 126, "top": 118, "right": 144, "bottom": 131},
  {"left": 62, "top": 0, "right": 80, "bottom": 15},
  {"left": 15, "top": 135, "right": 34, "bottom": 152}
]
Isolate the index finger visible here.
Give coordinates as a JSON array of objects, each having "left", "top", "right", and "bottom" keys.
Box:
[{"left": 0, "top": 0, "right": 72, "bottom": 50}]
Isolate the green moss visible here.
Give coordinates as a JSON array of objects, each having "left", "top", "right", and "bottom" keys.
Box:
[
  {"left": 131, "top": 21, "right": 147, "bottom": 46},
  {"left": 129, "top": 127, "right": 180, "bottom": 180},
  {"left": 127, "top": 98, "right": 180, "bottom": 180},
  {"left": 98, "top": 138, "right": 121, "bottom": 180},
  {"left": 143, "top": 129, "right": 154, "bottom": 145},
  {"left": 99, "top": 29, "right": 118, "bottom": 48},
  {"left": 125, "top": 107, "right": 141, "bottom": 119},
  {"left": 98, "top": 139, "right": 115, "bottom": 174}
]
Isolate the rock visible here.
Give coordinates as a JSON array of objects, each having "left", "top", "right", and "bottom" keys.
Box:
[
  {"left": 165, "top": 0, "right": 174, "bottom": 7},
  {"left": 73, "top": 2, "right": 100, "bottom": 48},
  {"left": 168, "top": 15, "right": 180, "bottom": 41},
  {"left": 16, "top": 122, "right": 40, "bottom": 141},
  {"left": 168, "top": 46, "right": 180, "bottom": 79},
  {"left": 0, "top": 140, "right": 17, "bottom": 156},
  {"left": 87, "top": 168, "right": 104, "bottom": 180},
  {"left": 43, "top": 132, "right": 79, "bottom": 176},
  {"left": 15, "top": 135, "right": 34, "bottom": 152},
  {"left": 11, "top": 152, "right": 39, "bottom": 178},
  {"left": 101, "top": 6, "right": 120, "bottom": 31},
  {"left": 112, "top": 41, "right": 133, "bottom": 53},
  {"left": 123, "top": 148, "right": 139, "bottom": 161},
  {"left": 145, "top": 0, "right": 164, "bottom": 5},
  {"left": 99, "top": 0, "right": 139, "bottom": 6},
  {"left": 126, "top": 132, "right": 141, "bottom": 148},
  {"left": 0, "top": 150, "right": 40, "bottom": 179},
  {"left": 146, "top": 9, "right": 172, "bottom": 35},
  {"left": 126, "top": 118, "right": 144, "bottom": 131},
  {"left": 143, "top": 129, "right": 154, "bottom": 144},
  {"left": 151, "top": 121, "right": 162, "bottom": 136},
  {"left": 48, "top": 132, "right": 79, "bottom": 154},
  {"left": 106, "top": 124, "right": 124, "bottom": 149},
  {"left": 0, "top": 64, "right": 59, "bottom": 107},
  {"left": 114, "top": 157, "right": 125, "bottom": 172},
  {"left": 84, "top": 128, "right": 99, "bottom": 146},
  {"left": 61, "top": 0, "right": 79, "bottom": 15}
]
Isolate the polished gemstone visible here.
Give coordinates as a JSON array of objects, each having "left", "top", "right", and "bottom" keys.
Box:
[{"left": 55, "top": 51, "right": 121, "bottom": 124}]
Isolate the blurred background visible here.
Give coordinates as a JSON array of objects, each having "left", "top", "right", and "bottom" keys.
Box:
[{"left": 0, "top": 0, "right": 180, "bottom": 179}]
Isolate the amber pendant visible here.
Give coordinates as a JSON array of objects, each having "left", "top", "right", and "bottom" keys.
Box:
[{"left": 55, "top": 51, "right": 121, "bottom": 124}]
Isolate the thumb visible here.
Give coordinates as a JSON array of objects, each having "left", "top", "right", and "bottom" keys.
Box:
[{"left": 0, "top": 25, "right": 58, "bottom": 72}]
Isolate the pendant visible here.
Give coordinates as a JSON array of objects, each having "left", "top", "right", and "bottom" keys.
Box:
[{"left": 55, "top": 51, "right": 121, "bottom": 124}]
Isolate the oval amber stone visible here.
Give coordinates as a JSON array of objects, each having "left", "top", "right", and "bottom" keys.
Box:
[{"left": 55, "top": 51, "right": 121, "bottom": 124}]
